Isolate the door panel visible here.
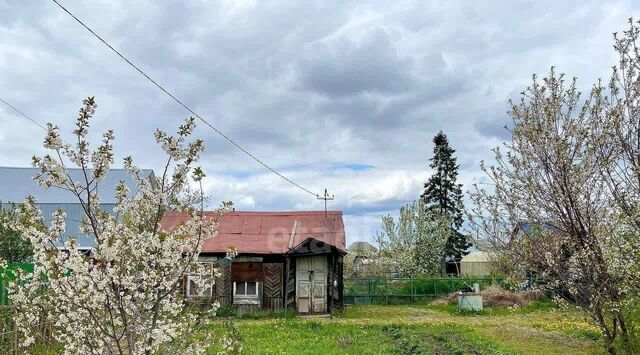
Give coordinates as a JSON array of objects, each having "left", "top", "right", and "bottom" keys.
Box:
[
  {"left": 296, "top": 256, "right": 327, "bottom": 313},
  {"left": 296, "top": 257, "right": 311, "bottom": 313}
]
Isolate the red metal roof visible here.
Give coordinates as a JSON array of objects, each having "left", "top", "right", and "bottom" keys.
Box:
[{"left": 160, "top": 210, "right": 346, "bottom": 254}]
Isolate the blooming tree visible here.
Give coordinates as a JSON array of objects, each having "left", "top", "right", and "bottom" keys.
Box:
[
  {"left": 375, "top": 199, "right": 449, "bottom": 276},
  {"left": 468, "top": 63, "right": 638, "bottom": 352},
  {"left": 8, "top": 97, "right": 230, "bottom": 354}
]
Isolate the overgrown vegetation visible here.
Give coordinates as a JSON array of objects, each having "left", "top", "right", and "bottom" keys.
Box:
[
  {"left": 468, "top": 19, "right": 640, "bottom": 354},
  {"left": 189, "top": 304, "right": 605, "bottom": 354},
  {"left": 0, "top": 204, "right": 33, "bottom": 263},
  {"left": 4, "top": 98, "right": 231, "bottom": 354},
  {"left": 374, "top": 199, "right": 450, "bottom": 276}
]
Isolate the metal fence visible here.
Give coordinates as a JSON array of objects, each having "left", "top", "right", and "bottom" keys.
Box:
[
  {"left": 0, "top": 307, "right": 56, "bottom": 354},
  {"left": 344, "top": 276, "right": 504, "bottom": 305}
]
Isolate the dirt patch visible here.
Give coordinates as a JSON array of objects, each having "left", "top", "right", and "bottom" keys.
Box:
[
  {"left": 336, "top": 335, "right": 353, "bottom": 349},
  {"left": 382, "top": 325, "right": 496, "bottom": 355},
  {"left": 383, "top": 325, "right": 448, "bottom": 355}
]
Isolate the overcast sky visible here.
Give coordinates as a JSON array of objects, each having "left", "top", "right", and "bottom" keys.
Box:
[{"left": 1, "top": 0, "right": 638, "bottom": 245}]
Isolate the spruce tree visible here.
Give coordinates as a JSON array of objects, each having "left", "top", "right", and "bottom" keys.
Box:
[{"left": 421, "top": 132, "right": 470, "bottom": 264}]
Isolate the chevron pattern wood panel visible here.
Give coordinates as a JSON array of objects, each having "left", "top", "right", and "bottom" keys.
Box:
[
  {"left": 215, "top": 261, "right": 231, "bottom": 305},
  {"left": 263, "top": 263, "right": 282, "bottom": 298}
]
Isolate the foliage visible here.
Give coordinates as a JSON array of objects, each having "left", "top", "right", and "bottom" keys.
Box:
[
  {"left": 599, "top": 18, "right": 640, "bottom": 354},
  {"left": 5, "top": 97, "right": 233, "bottom": 354},
  {"left": 0, "top": 204, "right": 33, "bottom": 262},
  {"left": 375, "top": 199, "right": 450, "bottom": 276},
  {"left": 421, "top": 131, "right": 471, "bottom": 261},
  {"left": 468, "top": 20, "right": 640, "bottom": 354}
]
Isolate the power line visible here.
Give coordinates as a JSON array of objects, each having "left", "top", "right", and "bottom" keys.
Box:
[
  {"left": 50, "top": 0, "right": 322, "bottom": 198},
  {"left": 0, "top": 97, "right": 47, "bottom": 130}
]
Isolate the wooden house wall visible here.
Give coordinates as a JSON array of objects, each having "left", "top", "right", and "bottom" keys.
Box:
[
  {"left": 329, "top": 254, "right": 344, "bottom": 311},
  {"left": 263, "top": 263, "right": 283, "bottom": 311},
  {"left": 214, "top": 260, "right": 231, "bottom": 306},
  {"left": 285, "top": 257, "right": 296, "bottom": 310},
  {"left": 187, "top": 252, "right": 343, "bottom": 314}
]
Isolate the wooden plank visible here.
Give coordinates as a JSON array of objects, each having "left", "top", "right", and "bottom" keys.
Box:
[
  {"left": 231, "top": 262, "right": 264, "bottom": 282},
  {"left": 263, "top": 263, "right": 283, "bottom": 298},
  {"left": 215, "top": 261, "right": 231, "bottom": 305},
  {"left": 233, "top": 256, "right": 264, "bottom": 262},
  {"left": 286, "top": 258, "right": 296, "bottom": 309}
]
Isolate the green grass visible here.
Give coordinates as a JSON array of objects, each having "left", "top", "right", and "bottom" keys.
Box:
[{"left": 189, "top": 303, "right": 605, "bottom": 354}]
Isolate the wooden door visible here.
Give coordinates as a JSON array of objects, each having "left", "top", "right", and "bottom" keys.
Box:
[{"left": 296, "top": 256, "right": 327, "bottom": 313}]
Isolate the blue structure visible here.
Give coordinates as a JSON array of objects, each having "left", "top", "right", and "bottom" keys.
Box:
[{"left": 0, "top": 167, "right": 155, "bottom": 249}]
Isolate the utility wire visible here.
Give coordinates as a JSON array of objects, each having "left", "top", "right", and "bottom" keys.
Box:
[
  {"left": 0, "top": 97, "right": 47, "bottom": 130},
  {"left": 51, "top": 0, "right": 320, "bottom": 198}
]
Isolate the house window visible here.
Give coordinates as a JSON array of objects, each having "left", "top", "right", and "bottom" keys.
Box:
[
  {"left": 233, "top": 281, "right": 259, "bottom": 304},
  {"left": 231, "top": 261, "right": 263, "bottom": 305},
  {"left": 186, "top": 263, "right": 214, "bottom": 298}
]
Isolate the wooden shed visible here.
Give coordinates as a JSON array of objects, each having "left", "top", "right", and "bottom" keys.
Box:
[{"left": 161, "top": 211, "right": 347, "bottom": 314}]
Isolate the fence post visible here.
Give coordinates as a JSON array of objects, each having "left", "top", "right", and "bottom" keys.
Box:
[
  {"left": 410, "top": 275, "right": 415, "bottom": 303},
  {"left": 433, "top": 278, "right": 437, "bottom": 296}
]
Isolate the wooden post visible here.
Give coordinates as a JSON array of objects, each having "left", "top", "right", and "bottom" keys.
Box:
[
  {"left": 410, "top": 275, "right": 415, "bottom": 303},
  {"left": 384, "top": 276, "right": 388, "bottom": 305}
]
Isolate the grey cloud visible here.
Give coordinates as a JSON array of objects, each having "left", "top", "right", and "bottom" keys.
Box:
[
  {"left": 2, "top": 0, "right": 640, "bottom": 245},
  {"left": 297, "top": 27, "right": 414, "bottom": 97}
]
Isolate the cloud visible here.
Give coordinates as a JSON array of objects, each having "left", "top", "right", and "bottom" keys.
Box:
[
  {"left": 1, "top": 0, "right": 639, "bottom": 245},
  {"left": 297, "top": 27, "right": 414, "bottom": 97}
]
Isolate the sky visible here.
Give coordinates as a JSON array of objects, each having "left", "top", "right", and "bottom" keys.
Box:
[{"left": 1, "top": 0, "right": 639, "bottom": 246}]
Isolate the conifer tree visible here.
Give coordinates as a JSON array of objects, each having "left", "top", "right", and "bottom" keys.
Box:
[{"left": 421, "top": 132, "right": 470, "bottom": 264}]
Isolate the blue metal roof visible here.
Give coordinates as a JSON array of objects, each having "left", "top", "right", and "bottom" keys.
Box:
[
  {"left": 0, "top": 167, "right": 154, "bottom": 204},
  {"left": 0, "top": 167, "right": 155, "bottom": 249}
]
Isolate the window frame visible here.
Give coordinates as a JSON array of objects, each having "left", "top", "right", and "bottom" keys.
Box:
[
  {"left": 233, "top": 281, "right": 260, "bottom": 304},
  {"left": 186, "top": 262, "right": 215, "bottom": 298}
]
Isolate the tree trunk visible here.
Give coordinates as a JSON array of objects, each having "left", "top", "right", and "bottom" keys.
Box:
[{"left": 618, "top": 315, "right": 632, "bottom": 355}]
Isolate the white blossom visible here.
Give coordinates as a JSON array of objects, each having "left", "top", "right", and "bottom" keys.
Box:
[{"left": 7, "top": 99, "right": 228, "bottom": 355}]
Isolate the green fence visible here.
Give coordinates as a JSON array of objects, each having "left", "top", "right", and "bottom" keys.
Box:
[
  {"left": 0, "top": 263, "right": 34, "bottom": 306},
  {"left": 344, "top": 276, "right": 504, "bottom": 305}
]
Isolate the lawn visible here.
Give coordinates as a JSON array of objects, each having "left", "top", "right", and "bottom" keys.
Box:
[{"left": 192, "top": 303, "right": 605, "bottom": 354}]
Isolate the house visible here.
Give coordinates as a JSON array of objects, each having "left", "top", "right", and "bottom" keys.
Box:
[
  {"left": 0, "top": 166, "right": 155, "bottom": 250},
  {"left": 347, "top": 241, "right": 377, "bottom": 261},
  {"left": 160, "top": 210, "right": 347, "bottom": 314},
  {"left": 346, "top": 241, "right": 378, "bottom": 276}
]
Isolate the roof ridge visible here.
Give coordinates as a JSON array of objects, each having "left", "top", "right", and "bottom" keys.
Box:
[{"left": 163, "top": 210, "right": 342, "bottom": 215}]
